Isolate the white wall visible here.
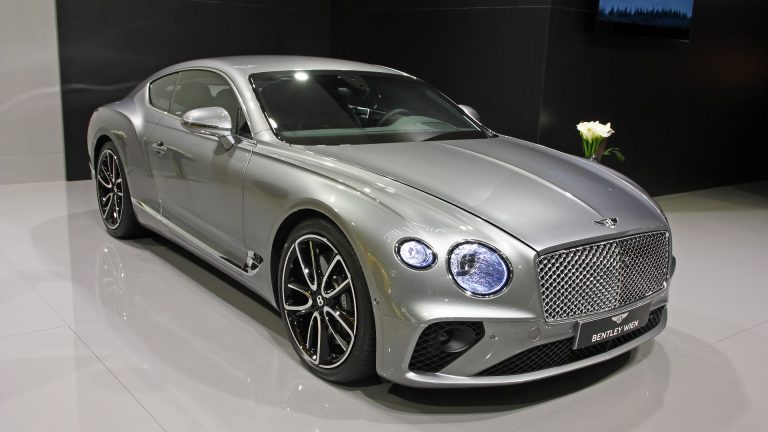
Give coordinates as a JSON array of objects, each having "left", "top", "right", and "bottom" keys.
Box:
[{"left": 0, "top": 0, "right": 65, "bottom": 184}]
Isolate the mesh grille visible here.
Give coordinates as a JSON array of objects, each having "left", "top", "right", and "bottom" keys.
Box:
[
  {"left": 538, "top": 231, "right": 670, "bottom": 322},
  {"left": 408, "top": 322, "right": 485, "bottom": 373},
  {"left": 476, "top": 306, "right": 665, "bottom": 376}
]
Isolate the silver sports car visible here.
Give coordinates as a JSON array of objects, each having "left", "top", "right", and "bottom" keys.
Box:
[{"left": 87, "top": 56, "right": 674, "bottom": 387}]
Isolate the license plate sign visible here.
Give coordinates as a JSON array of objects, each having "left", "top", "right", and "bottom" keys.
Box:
[{"left": 574, "top": 302, "right": 652, "bottom": 349}]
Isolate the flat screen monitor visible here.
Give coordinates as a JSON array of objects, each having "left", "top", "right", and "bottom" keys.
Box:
[{"left": 597, "top": 0, "right": 694, "bottom": 40}]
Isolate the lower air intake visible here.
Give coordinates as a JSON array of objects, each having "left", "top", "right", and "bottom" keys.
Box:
[
  {"left": 476, "top": 306, "right": 665, "bottom": 376},
  {"left": 408, "top": 321, "right": 485, "bottom": 373}
]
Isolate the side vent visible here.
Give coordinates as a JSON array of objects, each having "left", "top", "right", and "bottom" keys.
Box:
[{"left": 243, "top": 251, "right": 264, "bottom": 275}]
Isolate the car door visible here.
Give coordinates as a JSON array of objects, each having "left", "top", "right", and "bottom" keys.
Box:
[
  {"left": 146, "top": 69, "right": 253, "bottom": 266},
  {"left": 140, "top": 72, "right": 180, "bottom": 214}
]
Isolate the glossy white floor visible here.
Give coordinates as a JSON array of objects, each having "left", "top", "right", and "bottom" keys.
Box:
[{"left": 0, "top": 180, "right": 766, "bottom": 431}]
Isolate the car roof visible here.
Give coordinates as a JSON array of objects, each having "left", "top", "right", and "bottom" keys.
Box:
[{"left": 155, "top": 55, "right": 409, "bottom": 81}]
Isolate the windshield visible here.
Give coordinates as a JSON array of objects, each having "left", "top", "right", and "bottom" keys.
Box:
[{"left": 249, "top": 70, "right": 490, "bottom": 145}]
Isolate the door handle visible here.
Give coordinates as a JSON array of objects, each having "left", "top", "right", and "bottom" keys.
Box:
[{"left": 151, "top": 141, "right": 167, "bottom": 156}]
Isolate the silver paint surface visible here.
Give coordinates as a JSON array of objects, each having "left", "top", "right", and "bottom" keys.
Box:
[{"left": 86, "top": 55, "right": 672, "bottom": 387}]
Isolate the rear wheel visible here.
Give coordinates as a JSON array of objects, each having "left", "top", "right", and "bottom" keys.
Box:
[
  {"left": 95, "top": 142, "right": 145, "bottom": 238},
  {"left": 278, "top": 218, "right": 376, "bottom": 383}
]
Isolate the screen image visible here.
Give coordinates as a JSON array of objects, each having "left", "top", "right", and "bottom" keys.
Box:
[{"left": 598, "top": 0, "right": 694, "bottom": 30}]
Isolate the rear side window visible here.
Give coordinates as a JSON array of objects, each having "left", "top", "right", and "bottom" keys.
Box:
[
  {"left": 170, "top": 70, "right": 230, "bottom": 117},
  {"left": 148, "top": 73, "right": 179, "bottom": 112},
  {"left": 168, "top": 69, "right": 251, "bottom": 137}
]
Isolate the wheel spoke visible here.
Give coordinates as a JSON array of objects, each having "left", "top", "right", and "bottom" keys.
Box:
[
  {"left": 321, "top": 254, "right": 342, "bottom": 285},
  {"left": 284, "top": 283, "right": 312, "bottom": 312},
  {"left": 101, "top": 193, "right": 113, "bottom": 218},
  {"left": 324, "top": 277, "right": 351, "bottom": 299},
  {"left": 305, "top": 311, "right": 319, "bottom": 353},
  {"left": 323, "top": 307, "right": 355, "bottom": 351},
  {"left": 308, "top": 241, "right": 319, "bottom": 288},
  {"left": 315, "top": 313, "right": 329, "bottom": 365},
  {"left": 287, "top": 282, "right": 311, "bottom": 296},
  {"left": 324, "top": 315, "right": 349, "bottom": 350},
  {"left": 321, "top": 254, "right": 352, "bottom": 298},
  {"left": 305, "top": 311, "right": 329, "bottom": 365},
  {"left": 324, "top": 306, "right": 355, "bottom": 341},
  {"left": 113, "top": 178, "right": 123, "bottom": 196},
  {"left": 97, "top": 168, "right": 112, "bottom": 188},
  {"left": 110, "top": 153, "right": 117, "bottom": 183},
  {"left": 113, "top": 195, "right": 122, "bottom": 223},
  {"left": 294, "top": 240, "right": 318, "bottom": 290},
  {"left": 104, "top": 154, "right": 112, "bottom": 179}
]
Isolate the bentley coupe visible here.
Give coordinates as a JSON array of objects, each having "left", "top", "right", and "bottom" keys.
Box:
[{"left": 87, "top": 56, "right": 674, "bottom": 387}]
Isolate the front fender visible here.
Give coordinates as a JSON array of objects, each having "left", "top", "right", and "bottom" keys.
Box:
[{"left": 242, "top": 142, "right": 541, "bottom": 325}]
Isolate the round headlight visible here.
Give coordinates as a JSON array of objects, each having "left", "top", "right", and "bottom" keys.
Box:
[
  {"left": 448, "top": 242, "right": 510, "bottom": 297},
  {"left": 395, "top": 239, "right": 436, "bottom": 270}
]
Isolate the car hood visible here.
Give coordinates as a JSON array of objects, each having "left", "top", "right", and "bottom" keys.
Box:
[{"left": 304, "top": 137, "right": 667, "bottom": 252}]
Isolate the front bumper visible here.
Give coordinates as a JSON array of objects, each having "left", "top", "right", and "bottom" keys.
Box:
[{"left": 374, "top": 288, "right": 668, "bottom": 388}]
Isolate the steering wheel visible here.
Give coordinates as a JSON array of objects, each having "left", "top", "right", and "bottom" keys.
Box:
[{"left": 377, "top": 108, "right": 412, "bottom": 126}]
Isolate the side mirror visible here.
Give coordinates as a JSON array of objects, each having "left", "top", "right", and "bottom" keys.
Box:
[
  {"left": 181, "top": 107, "right": 235, "bottom": 149},
  {"left": 458, "top": 104, "right": 480, "bottom": 122}
]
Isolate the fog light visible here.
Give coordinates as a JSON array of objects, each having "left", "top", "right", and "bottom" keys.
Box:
[{"left": 435, "top": 325, "right": 475, "bottom": 353}]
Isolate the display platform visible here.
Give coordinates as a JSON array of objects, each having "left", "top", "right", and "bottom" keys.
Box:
[{"left": 0, "top": 180, "right": 766, "bottom": 431}]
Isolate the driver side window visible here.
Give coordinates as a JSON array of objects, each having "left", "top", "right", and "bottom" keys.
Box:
[{"left": 169, "top": 70, "right": 251, "bottom": 138}]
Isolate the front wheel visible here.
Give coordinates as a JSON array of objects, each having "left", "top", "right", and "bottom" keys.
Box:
[{"left": 278, "top": 218, "right": 376, "bottom": 383}]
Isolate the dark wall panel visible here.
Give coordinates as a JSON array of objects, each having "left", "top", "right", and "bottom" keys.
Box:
[
  {"left": 59, "top": 0, "right": 768, "bottom": 194},
  {"left": 538, "top": 1, "right": 768, "bottom": 195},
  {"left": 332, "top": 0, "right": 768, "bottom": 195},
  {"left": 57, "top": 0, "right": 331, "bottom": 180},
  {"left": 331, "top": 1, "right": 551, "bottom": 142}
]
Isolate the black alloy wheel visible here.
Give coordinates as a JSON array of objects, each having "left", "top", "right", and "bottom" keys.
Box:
[{"left": 278, "top": 218, "right": 376, "bottom": 383}]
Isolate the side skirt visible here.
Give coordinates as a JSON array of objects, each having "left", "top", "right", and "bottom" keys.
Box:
[{"left": 132, "top": 198, "right": 264, "bottom": 278}]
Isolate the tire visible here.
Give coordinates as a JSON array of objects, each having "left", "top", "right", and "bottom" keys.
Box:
[
  {"left": 95, "top": 142, "right": 146, "bottom": 238},
  {"left": 277, "top": 218, "right": 376, "bottom": 384}
]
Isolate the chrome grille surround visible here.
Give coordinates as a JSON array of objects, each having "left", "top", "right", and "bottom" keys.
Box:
[{"left": 537, "top": 231, "right": 670, "bottom": 322}]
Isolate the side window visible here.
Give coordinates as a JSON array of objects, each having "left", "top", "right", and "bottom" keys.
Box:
[
  {"left": 148, "top": 73, "right": 179, "bottom": 112},
  {"left": 169, "top": 70, "right": 250, "bottom": 137},
  {"left": 170, "top": 70, "right": 220, "bottom": 117}
]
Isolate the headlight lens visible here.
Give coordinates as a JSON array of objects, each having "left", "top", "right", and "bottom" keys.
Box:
[
  {"left": 396, "top": 239, "right": 436, "bottom": 269},
  {"left": 448, "top": 242, "right": 510, "bottom": 296}
]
